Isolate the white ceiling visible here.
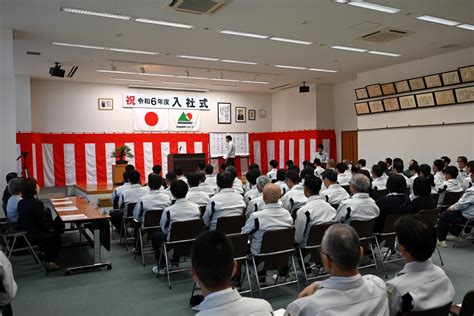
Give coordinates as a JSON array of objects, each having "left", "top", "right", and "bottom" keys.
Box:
[{"left": 1, "top": 0, "right": 473, "bottom": 93}]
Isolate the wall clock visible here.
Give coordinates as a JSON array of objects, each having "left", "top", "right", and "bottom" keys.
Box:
[{"left": 258, "top": 109, "right": 267, "bottom": 118}]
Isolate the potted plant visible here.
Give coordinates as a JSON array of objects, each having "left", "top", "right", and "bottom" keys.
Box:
[{"left": 111, "top": 145, "right": 134, "bottom": 165}]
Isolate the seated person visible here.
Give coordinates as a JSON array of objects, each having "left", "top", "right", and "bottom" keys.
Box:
[
  {"left": 335, "top": 174, "right": 380, "bottom": 223},
  {"left": 197, "top": 171, "right": 215, "bottom": 196},
  {"left": 374, "top": 175, "right": 414, "bottom": 233},
  {"left": 432, "top": 159, "right": 446, "bottom": 192},
  {"left": 111, "top": 171, "right": 131, "bottom": 208},
  {"left": 152, "top": 180, "right": 201, "bottom": 274},
  {"left": 0, "top": 250, "right": 17, "bottom": 315},
  {"left": 417, "top": 164, "right": 437, "bottom": 196},
  {"left": 320, "top": 169, "right": 350, "bottom": 205},
  {"left": 244, "top": 170, "right": 259, "bottom": 204},
  {"left": 186, "top": 172, "right": 211, "bottom": 207},
  {"left": 387, "top": 216, "right": 454, "bottom": 315},
  {"left": 357, "top": 159, "right": 370, "bottom": 172},
  {"left": 392, "top": 162, "right": 410, "bottom": 189},
  {"left": 152, "top": 164, "right": 162, "bottom": 175},
  {"left": 226, "top": 166, "right": 243, "bottom": 195},
  {"left": 436, "top": 162, "right": 474, "bottom": 247},
  {"left": 285, "top": 224, "right": 389, "bottom": 315},
  {"left": 196, "top": 162, "right": 206, "bottom": 173},
  {"left": 295, "top": 175, "right": 336, "bottom": 247},
  {"left": 313, "top": 158, "right": 325, "bottom": 177},
  {"left": 336, "top": 162, "right": 351, "bottom": 186},
  {"left": 111, "top": 170, "right": 148, "bottom": 231},
  {"left": 191, "top": 231, "right": 273, "bottom": 315},
  {"left": 246, "top": 176, "right": 271, "bottom": 219},
  {"left": 285, "top": 160, "right": 294, "bottom": 169},
  {"left": 174, "top": 167, "right": 188, "bottom": 185},
  {"left": 407, "top": 163, "right": 420, "bottom": 196},
  {"left": 411, "top": 177, "right": 437, "bottom": 212},
  {"left": 201, "top": 164, "right": 218, "bottom": 194},
  {"left": 456, "top": 156, "right": 468, "bottom": 183},
  {"left": 243, "top": 167, "right": 261, "bottom": 194},
  {"left": 266, "top": 159, "right": 278, "bottom": 181},
  {"left": 17, "top": 178, "right": 62, "bottom": 271},
  {"left": 441, "top": 156, "right": 451, "bottom": 168},
  {"left": 462, "top": 161, "right": 474, "bottom": 190},
  {"left": 2, "top": 172, "right": 17, "bottom": 212},
  {"left": 438, "top": 166, "right": 464, "bottom": 205},
  {"left": 133, "top": 173, "right": 171, "bottom": 225},
  {"left": 282, "top": 170, "right": 307, "bottom": 212},
  {"left": 371, "top": 165, "right": 387, "bottom": 191},
  {"left": 275, "top": 169, "right": 289, "bottom": 195},
  {"left": 326, "top": 159, "right": 336, "bottom": 170},
  {"left": 160, "top": 172, "right": 177, "bottom": 200},
  {"left": 203, "top": 171, "right": 246, "bottom": 230},
  {"left": 6, "top": 178, "right": 22, "bottom": 223}
]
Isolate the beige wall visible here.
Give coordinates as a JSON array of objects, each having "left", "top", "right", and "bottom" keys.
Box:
[
  {"left": 31, "top": 80, "right": 272, "bottom": 133},
  {"left": 316, "top": 84, "right": 335, "bottom": 130},
  {"left": 333, "top": 80, "right": 358, "bottom": 161}
]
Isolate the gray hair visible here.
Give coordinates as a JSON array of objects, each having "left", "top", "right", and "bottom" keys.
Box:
[
  {"left": 8, "top": 178, "right": 22, "bottom": 195},
  {"left": 321, "top": 224, "right": 360, "bottom": 270},
  {"left": 256, "top": 176, "right": 271, "bottom": 192},
  {"left": 349, "top": 173, "right": 370, "bottom": 193}
]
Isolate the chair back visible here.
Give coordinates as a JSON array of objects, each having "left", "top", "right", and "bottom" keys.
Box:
[
  {"left": 216, "top": 215, "right": 245, "bottom": 234},
  {"left": 341, "top": 185, "right": 351, "bottom": 195},
  {"left": 227, "top": 233, "right": 248, "bottom": 261},
  {"left": 330, "top": 204, "right": 339, "bottom": 210},
  {"left": 430, "top": 194, "right": 439, "bottom": 205},
  {"left": 350, "top": 219, "right": 375, "bottom": 239},
  {"left": 418, "top": 208, "right": 440, "bottom": 226},
  {"left": 306, "top": 223, "right": 333, "bottom": 263},
  {"left": 376, "top": 189, "right": 388, "bottom": 199},
  {"left": 168, "top": 219, "right": 205, "bottom": 257},
  {"left": 259, "top": 228, "right": 295, "bottom": 271},
  {"left": 143, "top": 209, "right": 163, "bottom": 229},
  {"left": 459, "top": 290, "right": 474, "bottom": 316},
  {"left": 380, "top": 214, "right": 407, "bottom": 249},
  {"left": 402, "top": 301, "right": 451, "bottom": 316},
  {"left": 126, "top": 203, "right": 137, "bottom": 217},
  {"left": 199, "top": 206, "right": 206, "bottom": 217},
  {"left": 442, "top": 191, "right": 463, "bottom": 206}
]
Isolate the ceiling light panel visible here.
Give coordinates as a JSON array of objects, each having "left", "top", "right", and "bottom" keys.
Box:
[
  {"left": 331, "top": 45, "right": 367, "bottom": 52},
  {"left": 308, "top": 68, "right": 338, "bottom": 73},
  {"left": 221, "top": 59, "right": 258, "bottom": 65},
  {"left": 457, "top": 24, "right": 474, "bottom": 31},
  {"left": 177, "top": 55, "right": 219, "bottom": 61},
  {"left": 241, "top": 81, "right": 269, "bottom": 84},
  {"left": 110, "top": 77, "right": 147, "bottom": 82},
  {"left": 219, "top": 29, "right": 269, "bottom": 39},
  {"left": 162, "top": 81, "right": 197, "bottom": 86},
  {"left": 52, "top": 42, "right": 159, "bottom": 55},
  {"left": 59, "top": 7, "right": 132, "bottom": 20},
  {"left": 134, "top": 18, "right": 194, "bottom": 29},
  {"left": 416, "top": 15, "right": 460, "bottom": 26},
  {"left": 367, "top": 50, "right": 401, "bottom": 57},
  {"left": 269, "top": 37, "right": 313, "bottom": 45},
  {"left": 51, "top": 42, "right": 106, "bottom": 50},
  {"left": 347, "top": 1, "right": 400, "bottom": 14},
  {"left": 109, "top": 48, "right": 158, "bottom": 55},
  {"left": 275, "top": 65, "right": 307, "bottom": 70}
]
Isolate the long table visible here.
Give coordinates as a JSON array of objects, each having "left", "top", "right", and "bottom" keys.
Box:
[{"left": 50, "top": 196, "right": 112, "bottom": 275}]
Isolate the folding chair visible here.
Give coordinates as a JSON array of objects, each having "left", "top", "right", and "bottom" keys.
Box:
[
  {"left": 373, "top": 214, "right": 408, "bottom": 278},
  {"left": 297, "top": 222, "right": 333, "bottom": 283},
  {"left": 341, "top": 185, "right": 351, "bottom": 195},
  {"left": 431, "top": 194, "right": 440, "bottom": 205},
  {"left": 134, "top": 209, "right": 163, "bottom": 266},
  {"left": 251, "top": 228, "right": 300, "bottom": 297},
  {"left": 158, "top": 219, "right": 205, "bottom": 289},
  {"left": 440, "top": 192, "right": 463, "bottom": 208},
  {"left": 418, "top": 208, "right": 444, "bottom": 265},
  {"left": 450, "top": 290, "right": 474, "bottom": 316},
  {"left": 453, "top": 217, "right": 474, "bottom": 248},
  {"left": 216, "top": 215, "right": 245, "bottom": 234},
  {"left": 350, "top": 219, "right": 380, "bottom": 274},
  {"left": 375, "top": 189, "right": 388, "bottom": 200},
  {"left": 120, "top": 202, "right": 136, "bottom": 250},
  {"left": 402, "top": 301, "right": 452, "bottom": 315}
]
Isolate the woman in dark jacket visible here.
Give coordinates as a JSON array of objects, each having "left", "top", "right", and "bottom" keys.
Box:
[
  {"left": 411, "top": 177, "right": 437, "bottom": 212},
  {"left": 17, "top": 178, "right": 61, "bottom": 271}
]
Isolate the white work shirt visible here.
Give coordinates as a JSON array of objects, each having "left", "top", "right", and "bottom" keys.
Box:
[
  {"left": 314, "top": 166, "right": 325, "bottom": 177},
  {"left": 337, "top": 172, "right": 352, "bottom": 186},
  {"left": 199, "top": 182, "right": 216, "bottom": 195},
  {"left": 387, "top": 259, "right": 455, "bottom": 315},
  {"left": 177, "top": 175, "right": 188, "bottom": 185},
  {"left": 132, "top": 190, "right": 171, "bottom": 224},
  {"left": 294, "top": 195, "right": 336, "bottom": 246},
  {"left": 335, "top": 193, "right": 380, "bottom": 223},
  {"left": 314, "top": 151, "right": 328, "bottom": 164},
  {"left": 320, "top": 184, "right": 350, "bottom": 206},
  {"left": 241, "top": 203, "right": 293, "bottom": 255},
  {"left": 186, "top": 187, "right": 211, "bottom": 207},
  {"left": 438, "top": 178, "right": 464, "bottom": 205},
  {"left": 204, "top": 175, "right": 218, "bottom": 190},
  {"left": 408, "top": 174, "right": 418, "bottom": 195},
  {"left": 0, "top": 251, "right": 17, "bottom": 307},
  {"left": 282, "top": 184, "right": 308, "bottom": 212},
  {"left": 224, "top": 141, "right": 236, "bottom": 159},
  {"left": 160, "top": 198, "right": 201, "bottom": 240},
  {"left": 451, "top": 186, "right": 474, "bottom": 218},
  {"left": 433, "top": 171, "right": 446, "bottom": 191},
  {"left": 119, "top": 184, "right": 149, "bottom": 213},
  {"left": 285, "top": 274, "right": 389, "bottom": 316},
  {"left": 462, "top": 177, "right": 472, "bottom": 191},
  {"left": 372, "top": 176, "right": 387, "bottom": 191},
  {"left": 159, "top": 187, "right": 174, "bottom": 200},
  {"left": 246, "top": 195, "right": 265, "bottom": 219},
  {"left": 232, "top": 178, "right": 244, "bottom": 194},
  {"left": 276, "top": 180, "right": 289, "bottom": 195},
  {"left": 267, "top": 168, "right": 278, "bottom": 180},
  {"left": 203, "top": 188, "right": 246, "bottom": 230},
  {"left": 361, "top": 166, "right": 371, "bottom": 172},
  {"left": 111, "top": 182, "right": 131, "bottom": 205},
  {"left": 244, "top": 186, "right": 260, "bottom": 204},
  {"left": 6, "top": 195, "right": 22, "bottom": 223},
  {"left": 194, "top": 288, "right": 273, "bottom": 316}
]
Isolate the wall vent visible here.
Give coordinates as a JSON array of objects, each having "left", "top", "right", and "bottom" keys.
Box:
[
  {"left": 26, "top": 51, "right": 41, "bottom": 56},
  {"left": 166, "top": 0, "right": 230, "bottom": 15},
  {"left": 357, "top": 27, "right": 412, "bottom": 43}
]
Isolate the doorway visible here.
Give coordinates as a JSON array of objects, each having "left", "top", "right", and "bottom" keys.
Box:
[{"left": 341, "top": 131, "right": 358, "bottom": 163}]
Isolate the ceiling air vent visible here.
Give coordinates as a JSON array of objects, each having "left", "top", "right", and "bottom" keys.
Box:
[
  {"left": 357, "top": 27, "right": 412, "bottom": 43},
  {"left": 166, "top": 0, "right": 231, "bottom": 15}
]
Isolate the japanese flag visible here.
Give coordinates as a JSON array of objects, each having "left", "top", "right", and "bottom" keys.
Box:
[{"left": 134, "top": 109, "right": 169, "bottom": 131}]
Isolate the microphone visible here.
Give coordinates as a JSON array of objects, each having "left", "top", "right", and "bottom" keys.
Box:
[
  {"left": 16, "top": 152, "right": 28, "bottom": 161},
  {"left": 179, "top": 146, "right": 182, "bottom": 153}
]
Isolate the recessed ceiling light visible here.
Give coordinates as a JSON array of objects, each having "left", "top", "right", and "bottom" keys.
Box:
[
  {"left": 334, "top": 0, "right": 349, "bottom": 3},
  {"left": 367, "top": 50, "right": 401, "bottom": 57},
  {"left": 162, "top": 81, "right": 197, "bottom": 86},
  {"left": 211, "top": 78, "right": 240, "bottom": 82},
  {"left": 275, "top": 65, "right": 307, "bottom": 70},
  {"left": 59, "top": 7, "right": 132, "bottom": 20},
  {"left": 176, "top": 76, "right": 209, "bottom": 80},
  {"left": 416, "top": 15, "right": 460, "bottom": 26},
  {"left": 308, "top": 68, "right": 338, "bottom": 73},
  {"left": 210, "top": 83, "right": 238, "bottom": 88},
  {"left": 109, "top": 48, "right": 158, "bottom": 55},
  {"left": 177, "top": 55, "right": 219, "bottom": 61},
  {"left": 457, "top": 23, "right": 474, "bottom": 31},
  {"left": 347, "top": 1, "right": 400, "bottom": 14},
  {"left": 52, "top": 42, "right": 159, "bottom": 55},
  {"left": 221, "top": 59, "right": 258, "bottom": 65},
  {"left": 241, "top": 81, "right": 269, "bottom": 84},
  {"left": 219, "top": 29, "right": 269, "bottom": 39},
  {"left": 97, "top": 69, "right": 175, "bottom": 78},
  {"left": 51, "top": 42, "right": 106, "bottom": 50},
  {"left": 270, "top": 37, "right": 313, "bottom": 45},
  {"left": 331, "top": 45, "right": 367, "bottom": 52},
  {"left": 134, "top": 18, "right": 194, "bottom": 29},
  {"left": 110, "top": 77, "right": 147, "bottom": 82},
  {"left": 129, "top": 85, "right": 209, "bottom": 92}
]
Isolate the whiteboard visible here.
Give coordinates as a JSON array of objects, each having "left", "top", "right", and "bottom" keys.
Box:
[{"left": 209, "top": 133, "right": 249, "bottom": 158}]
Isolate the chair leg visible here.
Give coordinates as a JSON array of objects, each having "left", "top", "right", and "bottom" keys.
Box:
[
  {"left": 298, "top": 249, "right": 308, "bottom": 284},
  {"left": 7, "top": 236, "right": 17, "bottom": 259},
  {"left": 140, "top": 230, "right": 145, "bottom": 267},
  {"left": 2, "top": 236, "right": 11, "bottom": 254},
  {"left": 110, "top": 220, "right": 114, "bottom": 240},
  {"left": 163, "top": 244, "right": 171, "bottom": 290},
  {"left": 190, "top": 281, "right": 197, "bottom": 300},
  {"left": 244, "top": 261, "right": 252, "bottom": 296},
  {"left": 252, "top": 257, "right": 262, "bottom": 298},
  {"left": 291, "top": 254, "right": 301, "bottom": 290},
  {"left": 369, "top": 243, "right": 380, "bottom": 276},
  {"left": 22, "top": 235, "right": 47, "bottom": 275},
  {"left": 119, "top": 219, "right": 125, "bottom": 246},
  {"left": 374, "top": 237, "right": 388, "bottom": 279},
  {"left": 436, "top": 246, "right": 444, "bottom": 266},
  {"left": 453, "top": 221, "right": 470, "bottom": 248},
  {"left": 124, "top": 221, "right": 129, "bottom": 251}
]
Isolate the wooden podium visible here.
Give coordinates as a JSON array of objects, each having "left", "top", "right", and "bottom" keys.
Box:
[
  {"left": 112, "top": 164, "right": 127, "bottom": 185},
  {"left": 168, "top": 154, "right": 206, "bottom": 174}
]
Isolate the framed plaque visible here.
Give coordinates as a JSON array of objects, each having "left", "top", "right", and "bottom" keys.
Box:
[
  {"left": 424, "top": 74, "right": 442, "bottom": 88},
  {"left": 459, "top": 66, "right": 474, "bottom": 83},
  {"left": 434, "top": 90, "right": 456, "bottom": 106},
  {"left": 368, "top": 100, "right": 384, "bottom": 113},
  {"left": 355, "top": 88, "right": 369, "bottom": 100},
  {"left": 367, "top": 84, "right": 383, "bottom": 98},
  {"left": 408, "top": 77, "right": 426, "bottom": 91},
  {"left": 354, "top": 102, "right": 370, "bottom": 115},
  {"left": 454, "top": 86, "right": 474, "bottom": 103},
  {"left": 381, "top": 83, "right": 396, "bottom": 96},
  {"left": 441, "top": 70, "right": 461, "bottom": 86},
  {"left": 383, "top": 98, "right": 400, "bottom": 111},
  {"left": 395, "top": 80, "right": 410, "bottom": 93},
  {"left": 398, "top": 95, "right": 417, "bottom": 109},
  {"left": 415, "top": 92, "right": 435, "bottom": 107}
]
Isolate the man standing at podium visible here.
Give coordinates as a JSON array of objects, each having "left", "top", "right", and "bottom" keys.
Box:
[{"left": 224, "top": 135, "right": 236, "bottom": 167}]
